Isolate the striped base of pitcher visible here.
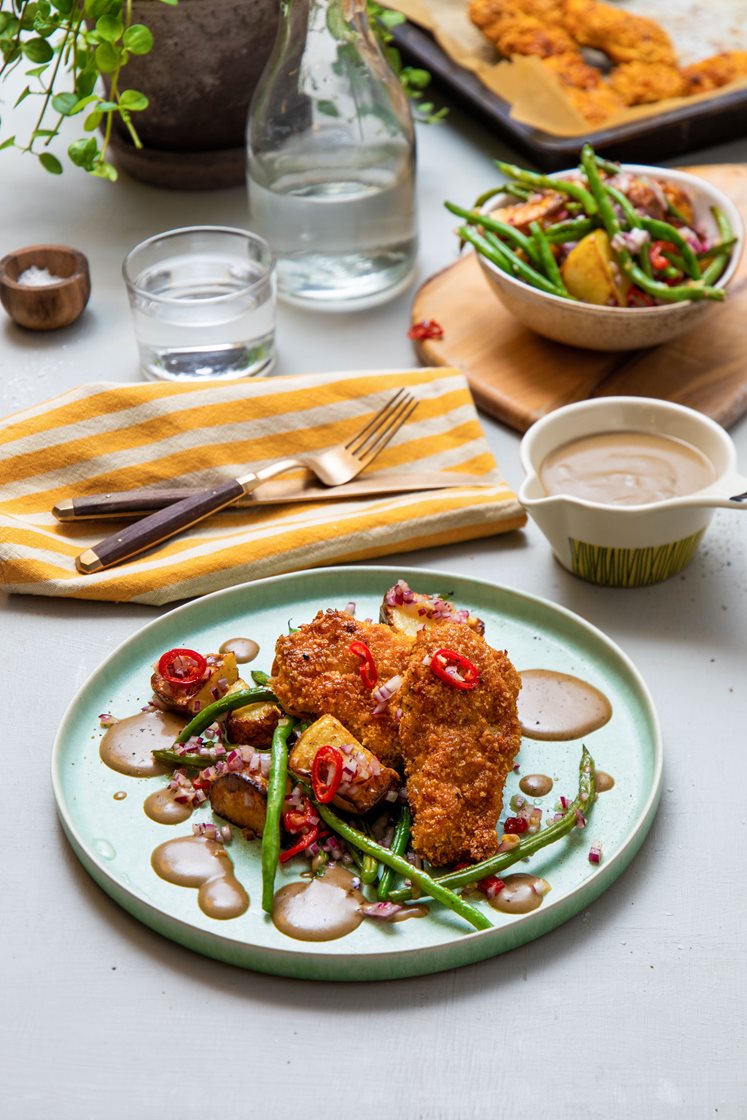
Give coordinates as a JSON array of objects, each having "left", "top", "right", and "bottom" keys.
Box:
[{"left": 569, "top": 530, "right": 705, "bottom": 587}]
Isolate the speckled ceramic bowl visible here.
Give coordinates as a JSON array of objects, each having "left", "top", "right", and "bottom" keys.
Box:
[
  {"left": 519, "top": 397, "right": 747, "bottom": 587},
  {"left": 477, "top": 165, "right": 743, "bottom": 351}
]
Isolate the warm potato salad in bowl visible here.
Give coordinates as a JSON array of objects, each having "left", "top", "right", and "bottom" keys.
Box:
[{"left": 447, "top": 144, "right": 743, "bottom": 350}]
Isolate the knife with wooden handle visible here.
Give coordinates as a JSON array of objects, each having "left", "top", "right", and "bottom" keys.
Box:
[{"left": 56, "top": 472, "right": 494, "bottom": 522}]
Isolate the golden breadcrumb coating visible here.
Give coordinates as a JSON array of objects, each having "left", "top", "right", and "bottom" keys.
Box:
[
  {"left": 561, "top": 0, "right": 677, "bottom": 66},
  {"left": 270, "top": 609, "right": 412, "bottom": 768},
  {"left": 398, "top": 621, "right": 521, "bottom": 867},
  {"left": 682, "top": 51, "right": 747, "bottom": 94},
  {"left": 609, "top": 61, "right": 687, "bottom": 105}
]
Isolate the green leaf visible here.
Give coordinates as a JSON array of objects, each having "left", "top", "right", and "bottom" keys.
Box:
[
  {"left": 71, "top": 93, "right": 99, "bottom": 112},
  {"left": 68, "top": 136, "right": 98, "bottom": 168},
  {"left": 317, "top": 99, "right": 340, "bottom": 117},
  {"left": 22, "top": 37, "right": 54, "bottom": 63},
  {"left": 32, "top": 128, "right": 58, "bottom": 138},
  {"left": 91, "top": 159, "right": 118, "bottom": 181},
  {"left": 52, "top": 91, "right": 79, "bottom": 115},
  {"left": 96, "top": 14, "right": 123, "bottom": 42},
  {"left": 84, "top": 110, "right": 102, "bottom": 131},
  {"left": 119, "top": 88, "right": 148, "bottom": 111},
  {"left": 51, "top": 0, "right": 75, "bottom": 15},
  {"left": 39, "top": 151, "right": 63, "bottom": 174},
  {"left": 94, "top": 40, "right": 120, "bottom": 73},
  {"left": 85, "top": 0, "right": 113, "bottom": 19},
  {"left": 0, "top": 135, "right": 17, "bottom": 150},
  {"left": 14, "top": 86, "right": 32, "bottom": 107},
  {"left": 123, "top": 24, "right": 153, "bottom": 54},
  {"left": 75, "top": 66, "right": 98, "bottom": 97},
  {"left": 95, "top": 100, "right": 118, "bottom": 111},
  {"left": 24, "top": 64, "right": 49, "bottom": 78}
]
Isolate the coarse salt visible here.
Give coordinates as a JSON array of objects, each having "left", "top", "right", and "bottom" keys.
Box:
[{"left": 16, "top": 265, "right": 63, "bottom": 286}]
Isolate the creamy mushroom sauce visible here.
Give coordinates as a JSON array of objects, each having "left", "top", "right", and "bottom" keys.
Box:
[
  {"left": 99, "top": 709, "right": 185, "bottom": 777},
  {"left": 489, "top": 874, "right": 549, "bottom": 915},
  {"left": 218, "top": 637, "right": 260, "bottom": 664},
  {"left": 144, "top": 787, "right": 193, "bottom": 824},
  {"left": 519, "top": 773, "right": 554, "bottom": 797},
  {"left": 518, "top": 669, "right": 612, "bottom": 741},
  {"left": 151, "top": 834, "right": 249, "bottom": 919}
]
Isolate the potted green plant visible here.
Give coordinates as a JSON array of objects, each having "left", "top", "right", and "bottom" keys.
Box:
[{"left": 0, "top": 0, "right": 442, "bottom": 188}]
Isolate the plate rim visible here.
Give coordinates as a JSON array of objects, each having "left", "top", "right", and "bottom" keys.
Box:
[{"left": 51, "top": 564, "right": 664, "bottom": 981}]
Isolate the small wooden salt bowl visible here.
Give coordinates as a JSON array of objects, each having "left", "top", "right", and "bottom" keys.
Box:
[{"left": 0, "top": 244, "right": 91, "bottom": 330}]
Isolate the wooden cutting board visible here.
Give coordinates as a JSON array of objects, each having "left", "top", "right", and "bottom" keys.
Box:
[{"left": 411, "top": 164, "right": 747, "bottom": 433}]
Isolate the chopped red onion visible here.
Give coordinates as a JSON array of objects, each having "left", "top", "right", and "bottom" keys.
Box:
[
  {"left": 588, "top": 843, "right": 602, "bottom": 865},
  {"left": 575, "top": 809, "right": 587, "bottom": 829},
  {"left": 98, "top": 713, "right": 117, "bottom": 727},
  {"left": 360, "top": 901, "right": 403, "bottom": 920},
  {"left": 344, "top": 600, "right": 356, "bottom": 615}
]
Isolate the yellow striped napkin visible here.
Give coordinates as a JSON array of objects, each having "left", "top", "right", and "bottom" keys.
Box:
[{"left": 0, "top": 367, "right": 525, "bottom": 605}]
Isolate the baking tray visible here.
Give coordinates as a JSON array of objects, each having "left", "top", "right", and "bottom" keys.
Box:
[{"left": 392, "top": 21, "right": 747, "bottom": 170}]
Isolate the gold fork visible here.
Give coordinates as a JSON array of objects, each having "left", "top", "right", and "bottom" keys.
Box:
[{"left": 75, "top": 388, "right": 417, "bottom": 573}]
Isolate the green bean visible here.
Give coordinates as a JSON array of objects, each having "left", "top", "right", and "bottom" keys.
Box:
[
  {"left": 580, "top": 146, "right": 722, "bottom": 303},
  {"left": 542, "top": 217, "right": 595, "bottom": 243},
  {"left": 313, "top": 801, "right": 492, "bottom": 932},
  {"left": 445, "top": 199, "right": 541, "bottom": 266},
  {"left": 459, "top": 225, "right": 567, "bottom": 298},
  {"left": 152, "top": 748, "right": 219, "bottom": 768},
  {"left": 529, "top": 219, "right": 569, "bottom": 295},
  {"left": 499, "top": 182, "right": 535, "bottom": 201},
  {"left": 495, "top": 159, "right": 598, "bottom": 215},
  {"left": 376, "top": 804, "right": 412, "bottom": 901},
  {"left": 261, "top": 716, "right": 296, "bottom": 913},
  {"left": 698, "top": 237, "right": 737, "bottom": 258},
  {"left": 604, "top": 182, "right": 641, "bottom": 229},
  {"left": 638, "top": 216, "right": 700, "bottom": 279},
  {"left": 593, "top": 154, "right": 623, "bottom": 177},
  {"left": 389, "top": 748, "right": 596, "bottom": 904},
  {"left": 351, "top": 818, "right": 380, "bottom": 884},
  {"left": 701, "top": 207, "right": 734, "bottom": 285},
  {"left": 176, "top": 687, "right": 278, "bottom": 744},
  {"left": 250, "top": 669, "right": 271, "bottom": 686},
  {"left": 665, "top": 196, "right": 691, "bottom": 224}
]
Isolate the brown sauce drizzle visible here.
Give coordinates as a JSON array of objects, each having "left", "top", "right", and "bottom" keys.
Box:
[
  {"left": 113, "top": 791, "right": 127, "bottom": 801},
  {"left": 596, "top": 771, "right": 615, "bottom": 792},
  {"left": 144, "top": 787, "right": 193, "bottom": 824},
  {"left": 272, "top": 865, "right": 365, "bottom": 941},
  {"left": 99, "top": 709, "right": 185, "bottom": 777},
  {"left": 519, "top": 773, "right": 553, "bottom": 798},
  {"left": 489, "top": 874, "right": 549, "bottom": 915},
  {"left": 151, "top": 835, "right": 249, "bottom": 919},
  {"left": 390, "top": 905, "right": 430, "bottom": 923},
  {"left": 219, "top": 637, "right": 259, "bottom": 664},
  {"left": 519, "top": 670, "right": 612, "bottom": 741}
]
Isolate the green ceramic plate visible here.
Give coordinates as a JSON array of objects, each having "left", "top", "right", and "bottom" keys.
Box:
[{"left": 52, "top": 566, "right": 662, "bottom": 981}]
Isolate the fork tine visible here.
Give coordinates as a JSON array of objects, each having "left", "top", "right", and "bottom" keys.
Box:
[
  {"left": 345, "top": 388, "right": 409, "bottom": 453},
  {"left": 351, "top": 393, "right": 418, "bottom": 465}
]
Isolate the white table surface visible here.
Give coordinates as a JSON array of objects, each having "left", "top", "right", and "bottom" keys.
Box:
[{"left": 2, "top": 71, "right": 746, "bottom": 1120}]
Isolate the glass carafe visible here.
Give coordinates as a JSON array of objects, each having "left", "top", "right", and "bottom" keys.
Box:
[{"left": 246, "top": 0, "right": 418, "bottom": 308}]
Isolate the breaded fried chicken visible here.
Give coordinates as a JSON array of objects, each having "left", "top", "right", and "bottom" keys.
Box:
[
  {"left": 270, "top": 609, "right": 412, "bottom": 768},
  {"left": 540, "top": 53, "right": 626, "bottom": 124},
  {"left": 682, "top": 51, "right": 747, "bottom": 94},
  {"left": 609, "top": 61, "right": 686, "bottom": 106},
  {"left": 561, "top": 0, "right": 677, "bottom": 67},
  {"left": 398, "top": 621, "right": 521, "bottom": 867}
]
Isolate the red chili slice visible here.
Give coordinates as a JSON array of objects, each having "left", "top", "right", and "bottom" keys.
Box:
[
  {"left": 282, "top": 799, "right": 318, "bottom": 835},
  {"left": 429, "top": 648, "right": 480, "bottom": 690},
  {"left": 311, "top": 745, "right": 344, "bottom": 804},
  {"left": 279, "top": 825, "right": 321, "bottom": 863},
  {"left": 649, "top": 240, "right": 676, "bottom": 271},
  {"left": 348, "top": 640, "right": 378, "bottom": 689},
  {"left": 408, "top": 319, "right": 444, "bottom": 341},
  {"left": 157, "top": 647, "right": 207, "bottom": 686}
]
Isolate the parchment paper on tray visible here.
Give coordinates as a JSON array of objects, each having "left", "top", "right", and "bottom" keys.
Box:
[{"left": 385, "top": 0, "right": 747, "bottom": 138}]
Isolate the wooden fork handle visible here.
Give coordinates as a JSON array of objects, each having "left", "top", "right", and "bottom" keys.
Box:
[{"left": 75, "top": 477, "right": 248, "bottom": 573}]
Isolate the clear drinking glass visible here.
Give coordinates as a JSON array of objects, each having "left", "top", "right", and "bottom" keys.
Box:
[
  {"left": 123, "top": 226, "right": 276, "bottom": 382},
  {"left": 246, "top": 0, "right": 418, "bottom": 309}
]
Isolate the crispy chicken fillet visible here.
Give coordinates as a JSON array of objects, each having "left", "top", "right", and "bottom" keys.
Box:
[
  {"left": 682, "top": 51, "right": 747, "bottom": 95},
  {"left": 270, "top": 609, "right": 412, "bottom": 768},
  {"left": 561, "top": 0, "right": 677, "bottom": 67},
  {"left": 609, "top": 61, "right": 686, "bottom": 106},
  {"left": 398, "top": 622, "right": 521, "bottom": 867}
]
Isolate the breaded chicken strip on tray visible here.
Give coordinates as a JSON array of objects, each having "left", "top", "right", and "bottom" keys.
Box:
[
  {"left": 270, "top": 609, "right": 412, "bottom": 769},
  {"left": 398, "top": 620, "right": 522, "bottom": 868}
]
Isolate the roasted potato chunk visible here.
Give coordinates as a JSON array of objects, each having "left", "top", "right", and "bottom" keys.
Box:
[
  {"left": 223, "top": 680, "right": 281, "bottom": 747},
  {"left": 380, "top": 581, "right": 485, "bottom": 637},
  {"left": 151, "top": 652, "right": 238, "bottom": 716},
  {"left": 289, "top": 715, "right": 399, "bottom": 814},
  {"left": 560, "top": 228, "right": 630, "bottom": 306},
  {"left": 210, "top": 771, "right": 267, "bottom": 837}
]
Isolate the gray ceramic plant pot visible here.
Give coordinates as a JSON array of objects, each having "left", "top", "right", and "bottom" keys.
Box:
[{"left": 108, "top": 0, "right": 279, "bottom": 189}]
